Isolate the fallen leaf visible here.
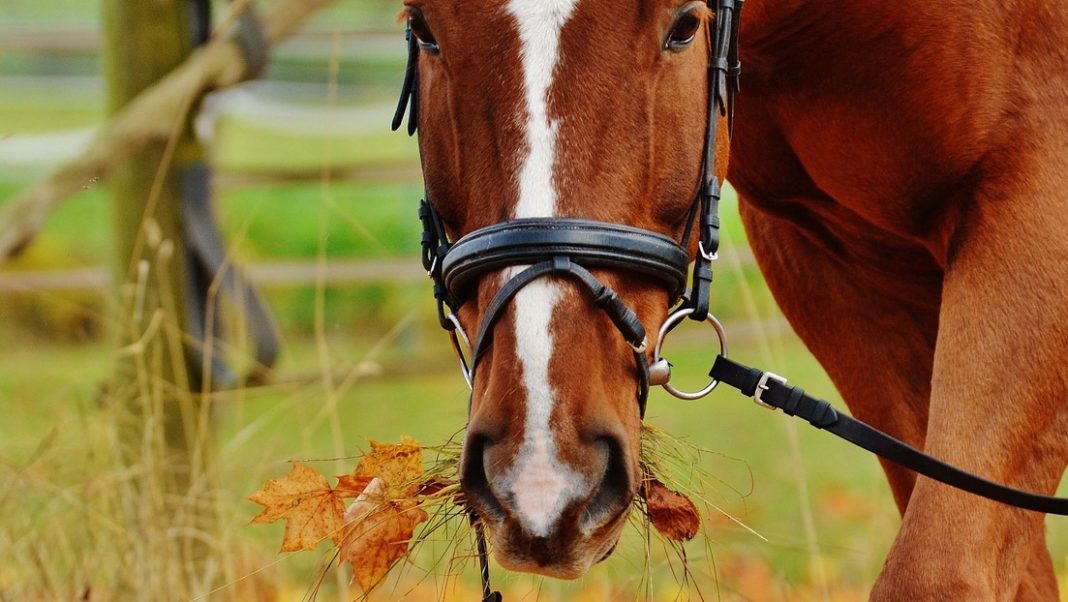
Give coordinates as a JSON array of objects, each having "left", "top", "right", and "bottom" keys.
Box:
[
  {"left": 247, "top": 437, "right": 446, "bottom": 587},
  {"left": 340, "top": 478, "right": 430, "bottom": 593},
  {"left": 249, "top": 461, "right": 346, "bottom": 552},
  {"left": 641, "top": 477, "right": 700, "bottom": 541},
  {"left": 352, "top": 436, "right": 424, "bottom": 497}
]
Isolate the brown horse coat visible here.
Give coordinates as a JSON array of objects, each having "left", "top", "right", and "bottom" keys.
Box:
[{"left": 732, "top": 0, "right": 1068, "bottom": 598}]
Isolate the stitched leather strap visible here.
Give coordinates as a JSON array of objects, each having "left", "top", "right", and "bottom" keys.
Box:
[
  {"left": 443, "top": 218, "right": 690, "bottom": 300},
  {"left": 710, "top": 356, "right": 1068, "bottom": 515},
  {"left": 469, "top": 257, "right": 651, "bottom": 417}
]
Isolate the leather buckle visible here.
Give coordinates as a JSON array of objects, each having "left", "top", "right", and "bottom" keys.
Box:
[{"left": 754, "top": 371, "right": 786, "bottom": 410}]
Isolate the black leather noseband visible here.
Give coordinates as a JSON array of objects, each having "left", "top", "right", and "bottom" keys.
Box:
[
  {"left": 442, "top": 219, "right": 691, "bottom": 298},
  {"left": 441, "top": 218, "right": 696, "bottom": 415}
]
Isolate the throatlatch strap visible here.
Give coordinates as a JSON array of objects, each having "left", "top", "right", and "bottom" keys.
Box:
[{"left": 710, "top": 356, "right": 1068, "bottom": 516}]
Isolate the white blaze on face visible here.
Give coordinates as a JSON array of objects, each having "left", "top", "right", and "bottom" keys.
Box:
[{"left": 501, "top": 0, "right": 583, "bottom": 537}]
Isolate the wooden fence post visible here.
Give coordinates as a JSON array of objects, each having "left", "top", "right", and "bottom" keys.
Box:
[{"left": 101, "top": 0, "right": 217, "bottom": 594}]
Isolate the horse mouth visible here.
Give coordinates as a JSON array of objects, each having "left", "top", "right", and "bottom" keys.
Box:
[
  {"left": 486, "top": 511, "right": 631, "bottom": 580},
  {"left": 461, "top": 433, "right": 637, "bottom": 579}
]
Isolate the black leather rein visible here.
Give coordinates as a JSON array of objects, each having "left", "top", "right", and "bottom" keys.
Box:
[{"left": 709, "top": 356, "right": 1068, "bottom": 515}]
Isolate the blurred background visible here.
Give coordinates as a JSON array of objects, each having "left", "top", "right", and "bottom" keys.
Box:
[{"left": 2, "top": 1, "right": 1063, "bottom": 601}]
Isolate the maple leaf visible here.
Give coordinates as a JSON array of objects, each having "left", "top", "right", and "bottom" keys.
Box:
[
  {"left": 340, "top": 478, "right": 430, "bottom": 593},
  {"left": 249, "top": 461, "right": 346, "bottom": 552},
  {"left": 248, "top": 437, "right": 446, "bottom": 589},
  {"left": 352, "top": 436, "right": 424, "bottom": 498},
  {"left": 641, "top": 477, "right": 701, "bottom": 542}
]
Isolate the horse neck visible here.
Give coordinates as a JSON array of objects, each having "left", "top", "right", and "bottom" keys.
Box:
[{"left": 740, "top": 0, "right": 999, "bottom": 85}]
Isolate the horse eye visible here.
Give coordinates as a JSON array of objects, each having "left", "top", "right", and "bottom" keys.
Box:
[
  {"left": 409, "top": 13, "right": 440, "bottom": 54},
  {"left": 665, "top": 12, "right": 701, "bottom": 50}
]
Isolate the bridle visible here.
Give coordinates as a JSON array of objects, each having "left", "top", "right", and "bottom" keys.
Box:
[
  {"left": 394, "top": 0, "right": 744, "bottom": 420},
  {"left": 389, "top": 1, "right": 1068, "bottom": 600}
]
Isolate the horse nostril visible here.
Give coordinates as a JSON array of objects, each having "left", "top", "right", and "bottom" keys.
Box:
[
  {"left": 460, "top": 434, "right": 505, "bottom": 520},
  {"left": 581, "top": 436, "right": 633, "bottom": 532}
]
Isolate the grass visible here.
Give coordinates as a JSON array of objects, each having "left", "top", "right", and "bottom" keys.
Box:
[
  {"left": 0, "top": 315, "right": 901, "bottom": 600},
  {"left": 0, "top": 81, "right": 103, "bottom": 133},
  {"left": 212, "top": 121, "right": 417, "bottom": 176}
]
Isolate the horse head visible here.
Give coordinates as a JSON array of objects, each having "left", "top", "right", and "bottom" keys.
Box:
[{"left": 399, "top": 0, "right": 730, "bottom": 578}]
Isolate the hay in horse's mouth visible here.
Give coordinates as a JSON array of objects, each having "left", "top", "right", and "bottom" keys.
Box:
[{"left": 350, "top": 425, "right": 762, "bottom": 587}]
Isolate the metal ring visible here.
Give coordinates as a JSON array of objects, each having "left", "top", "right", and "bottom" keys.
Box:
[
  {"left": 653, "top": 307, "right": 728, "bottom": 400},
  {"left": 445, "top": 313, "right": 473, "bottom": 390}
]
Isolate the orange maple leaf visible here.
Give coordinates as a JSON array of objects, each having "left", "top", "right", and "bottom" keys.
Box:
[
  {"left": 351, "top": 436, "right": 424, "bottom": 498},
  {"left": 340, "top": 477, "right": 430, "bottom": 593},
  {"left": 641, "top": 477, "right": 701, "bottom": 542},
  {"left": 249, "top": 438, "right": 443, "bottom": 589},
  {"left": 249, "top": 461, "right": 346, "bottom": 552}
]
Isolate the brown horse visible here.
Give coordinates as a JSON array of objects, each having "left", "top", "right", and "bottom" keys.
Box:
[{"left": 401, "top": 0, "right": 1068, "bottom": 598}]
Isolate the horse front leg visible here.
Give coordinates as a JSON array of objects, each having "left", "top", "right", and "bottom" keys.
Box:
[
  {"left": 870, "top": 175, "right": 1068, "bottom": 601},
  {"left": 739, "top": 197, "right": 941, "bottom": 513}
]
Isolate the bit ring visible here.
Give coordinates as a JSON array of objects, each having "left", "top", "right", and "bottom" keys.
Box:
[{"left": 652, "top": 307, "right": 728, "bottom": 400}]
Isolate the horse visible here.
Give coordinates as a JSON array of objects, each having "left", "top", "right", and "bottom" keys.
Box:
[{"left": 398, "top": 0, "right": 1068, "bottom": 598}]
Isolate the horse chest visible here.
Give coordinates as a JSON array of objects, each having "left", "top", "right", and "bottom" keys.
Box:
[
  {"left": 732, "top": 1, "right": 1016, "bottom": 254},
  {"left": 729, "top": 105, "right": 962, "bottom": 256}
]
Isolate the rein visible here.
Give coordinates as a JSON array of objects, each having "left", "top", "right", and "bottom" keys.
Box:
[
  {"left": 389, "top": 0, "right": 1067, "bottom": 599},
  {"left": 708, "top": 357, "right": 1068, "bottom": 515}
]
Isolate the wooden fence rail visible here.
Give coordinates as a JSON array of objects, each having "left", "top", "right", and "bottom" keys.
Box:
[{"left": 0, "top": 250, "right": 758, "bottom": 294}]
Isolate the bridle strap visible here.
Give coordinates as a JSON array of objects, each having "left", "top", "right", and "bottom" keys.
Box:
[
  {"left": 726, "top": 0, "right": 744, "bottom": 134},
  {"left": 711, "top": 356, "right": 1068, "bottom": 515},
  {"left": 467, "top": 256, "right": 651, "bottom": 417},
  {"left": 442, "top": 219, "right": 691, "bottom": 299},
  {"left": 681, "top": 0, "right": 743, "bottom": 323},
  {"left": 419, "top": 200, "right": 458, "bottom": 330},
  {"left": 469, "top": 511, "right": 502, "bottom": 602},
  {"left": 392, "top": 21, "right": 419, "bottom": 136}
]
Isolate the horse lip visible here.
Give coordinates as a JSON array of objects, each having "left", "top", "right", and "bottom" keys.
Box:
[
  {"left": 482, "top": 496, "right": 631, "bottom": 579},
  {"left": 598, "top": 541, "right": 618, "bottom": 563}
]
